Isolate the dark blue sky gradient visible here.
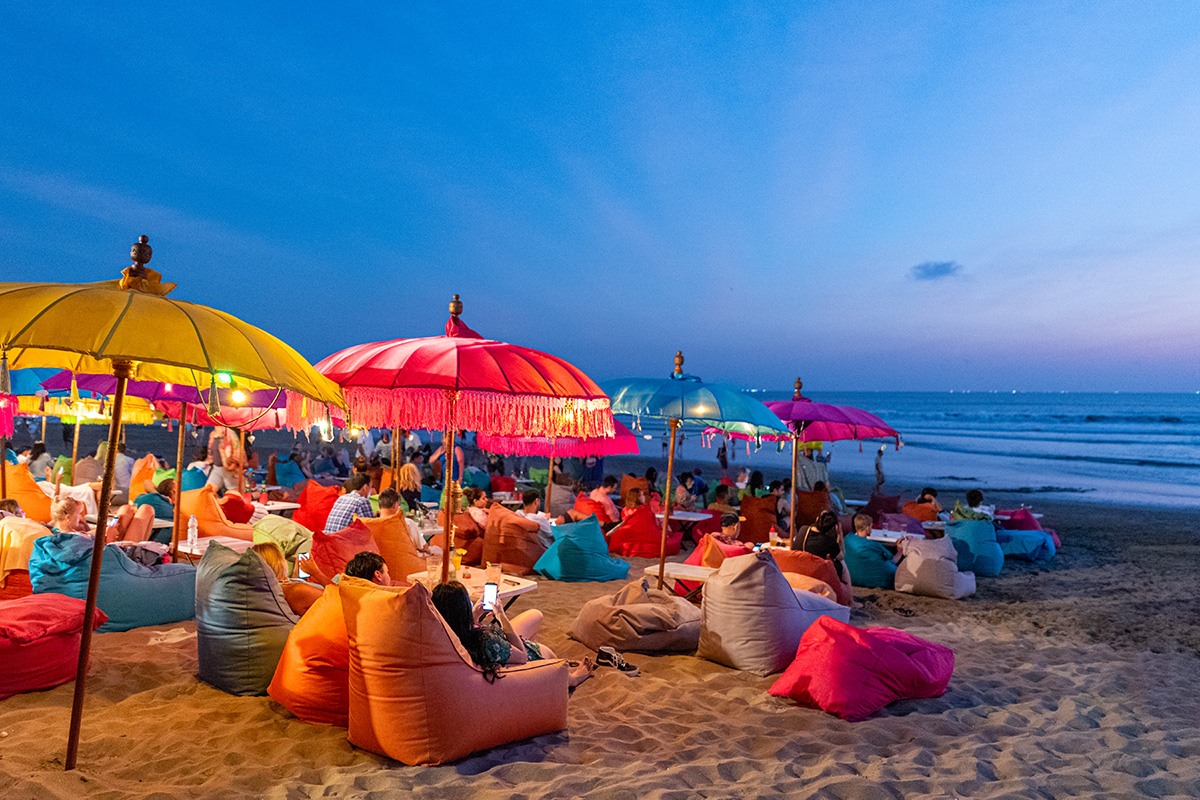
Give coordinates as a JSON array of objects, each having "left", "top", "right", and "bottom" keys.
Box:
[{"left": 2, "top": 3, "right": 1199, "bottom": 391}]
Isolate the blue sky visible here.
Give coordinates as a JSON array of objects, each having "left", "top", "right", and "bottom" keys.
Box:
[{"left": 2, "top": 2, "right": 1199, "bottom": 392}]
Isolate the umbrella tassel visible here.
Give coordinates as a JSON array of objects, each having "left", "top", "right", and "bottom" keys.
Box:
[{"left": 207, "top": 376, "right": 221, "bottom": 416}]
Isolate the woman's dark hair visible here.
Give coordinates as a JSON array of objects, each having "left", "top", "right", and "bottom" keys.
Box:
[
  {"left": 29, "top": 442, "right": 46, "bottom": 460},
  {"left": 193, "top": 446, "right": 208, "bottom": 462},
  {"left": 678, "top": 473, "right": 693, "bottom": 488},
  {"left": 966, "top": 489, "right": 984, "bottom": 507},
  {"left": 815, "top": 510, "right": 838, "bottom": 534},
  {"left": 645, "top": 467, "right": 657, "bottom": 485},
  {"left": 812, "top": 480, "right": 826, "bottom": 492},
  {"left": 464, "top": 486, "right": 485, "bottom": 504},
  {"left": 748, "top": 471, "right": 764, "bottom": 493},
  {"left": 431, "top": 581, "right": 505, "bottom": 683}
]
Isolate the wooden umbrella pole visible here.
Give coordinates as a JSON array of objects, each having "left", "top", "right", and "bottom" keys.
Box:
[
  {"left": 1, "top": 436, "right": 7, "bottom": 500},
  {"left": 66, "top": 360, "right": 131, "bottom": 771},
  {"left": 238, "top": 429, "right": 246, "bottom": 493},
  {"left": 170, "top": 402, "right": 188, "bottom": 561},
  {"left": 789, "top": 435, "right": 799, "bottom": 547},
  {"left": 545, "top": 439, "right": 555, "bottom": 518},
  {"left": 392, "top": 426, "right": 399, "bottom": 487},
  {"left": 41, "top": 416, "right": 46, "bottom": 443},
  {"left": 70, "top": 417, "right": 81, "bottom": 483},
  {"left": 657, "top": 419, "right": 680, "bottom": 589}
]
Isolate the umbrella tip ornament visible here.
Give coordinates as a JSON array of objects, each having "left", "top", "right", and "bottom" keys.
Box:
[
  {"left": 120, "top": 233, "right": 176, "bottom": 296},
  {"left": 449, "top": 294, "right": 463, "bottom": 316},
  {"left": 130, "top": 235, "right": 152, "bottom": 267},
  {"left": 673, "top": 351, "right": 684, "bottom": 375},
  {"left": 794, "top": 377, "right": 803, "bottom": 399}
]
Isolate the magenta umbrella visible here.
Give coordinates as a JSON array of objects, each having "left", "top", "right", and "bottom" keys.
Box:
[{"left": 476, "top": 418, "right": 639, "bottom": 511}]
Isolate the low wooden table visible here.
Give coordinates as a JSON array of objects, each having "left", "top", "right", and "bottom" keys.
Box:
[
  {"left": 643, "top": 562, "right": 716, "bottom": 601},
  {"left": 261, "top": 501, "right": 300, "bottom": 514},
  {"left": 175, "top": 535, "right": 254, "bottom": 564},
  {"left": 405, "top": 568, "right": 537, "bottom": 610},
  {"left": 655, "top": 510, "right": 713, "bottom": 540},
  {"left": 85, "top": 514, "right": 173, "bottom": 531},
  {"left": 867, "top": 530, "right": 914, "bottom": 547}
]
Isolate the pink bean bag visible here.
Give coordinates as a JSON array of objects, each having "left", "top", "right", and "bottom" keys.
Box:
[
  {"left": 997, "top": 509, "right": 1060, "bottom": 548},
  {"left": 311, "top": 520, "right": 380, "bottom": 579},
  {"left": 0, "top": 593, "right": 108, "bottom": 700},
  {"left": 769, "top": 616, "right": 954, "bottom": 721},
  {"left": 608, "top": 505, "right": 682, "bottom": 558}
]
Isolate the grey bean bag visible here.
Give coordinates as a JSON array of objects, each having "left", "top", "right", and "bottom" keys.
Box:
[
  {"left": 195, "top": 541, "right": 299, "bottom": 696},
  {"left": 570, "top": 577, "right": 700, "bottom": 653},
  {"left": 894, "top": 536, "right": 976, "bottom": 600}
]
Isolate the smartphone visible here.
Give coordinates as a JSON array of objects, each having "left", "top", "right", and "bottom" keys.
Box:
[{"left": 482, "top": 581, "right": 498, "bottom": 611}]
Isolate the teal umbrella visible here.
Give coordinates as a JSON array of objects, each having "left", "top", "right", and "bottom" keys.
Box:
[{"left": 600, "top": 351, "right": 788, "bottom": 587}]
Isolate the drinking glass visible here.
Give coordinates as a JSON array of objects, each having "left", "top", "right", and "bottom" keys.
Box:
[
  {"left": 486, "top": 562, "right": 503, "bottom": 584},
  {"left": 426, "top": 553, "right": 443, "bottom": 586}
]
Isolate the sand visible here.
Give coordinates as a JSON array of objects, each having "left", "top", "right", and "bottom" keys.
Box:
[{"left": 2, "top": 433, "right": 1198, "bottom": 798}]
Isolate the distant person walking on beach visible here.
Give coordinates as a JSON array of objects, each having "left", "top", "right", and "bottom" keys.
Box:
[{"left": 874, "top": 444, "right": 886, "bottom": 490}]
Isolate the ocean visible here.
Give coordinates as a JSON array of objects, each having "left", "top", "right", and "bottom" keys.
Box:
[{"left": 618, "top": 392, "right": 1200, "bottom": 509}]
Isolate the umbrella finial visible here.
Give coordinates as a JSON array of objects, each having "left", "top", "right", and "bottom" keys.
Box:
[
  {"left": 120, "top": 234, "right": 175, "bottom": 296},
  {"left": 793, "top": 377, "right": 803, "bottom": 399},
  {"left": 673, "top": 350, "right": 684, "bottom": 375},
  {"left": 130, "top": 235, "right": 152, "bottom": 268},
  {"left": 449, "top": 294, "right": 463, "bottom": 316}
]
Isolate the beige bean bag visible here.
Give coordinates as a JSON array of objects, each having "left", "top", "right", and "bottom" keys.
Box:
[
  {"left": 894, "top": 536, "right": 976, "bottom": 600},
  {"left": 698, "top": 550, "right": 850, "bottom": 676},
  {"left": 570, "top": 577, "right": 701, "bottom": 653}
]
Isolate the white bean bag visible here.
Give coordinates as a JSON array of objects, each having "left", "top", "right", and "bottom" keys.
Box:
[
  {"left": 698, "top": 551, "right": 851, "bottom": 676},
  {"left": 894, "top": 536, "right": 976, "bottom": 600}
]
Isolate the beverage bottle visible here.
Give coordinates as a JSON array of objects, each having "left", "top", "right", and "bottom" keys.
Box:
[{"left": 187, "top": 515, "right": 198, "bottom": 550}]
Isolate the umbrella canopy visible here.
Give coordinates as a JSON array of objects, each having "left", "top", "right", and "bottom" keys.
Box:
[
  {"left": 155, "top": 400, "right": 289, "bottom": 432},
  {"left": 0, "top": 235, "right": 345, "bottom": 770},
  {"left": 315, "top": 296, "right": 613, "bottom": 439},
  {"left": 477, "top": 417, "right": 639, "bottom": 458}
]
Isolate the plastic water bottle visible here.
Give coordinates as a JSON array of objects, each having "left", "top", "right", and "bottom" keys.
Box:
[{"left": 187, "top": 515, "right": 198, "bottom": 551}]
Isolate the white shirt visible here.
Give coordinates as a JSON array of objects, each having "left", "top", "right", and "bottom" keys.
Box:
[
  {"left": 517, "top": 509, "right": 555, "bottom": 548},
  {"left": 356, "top": 430, "right": 375, "bottom": 459}
]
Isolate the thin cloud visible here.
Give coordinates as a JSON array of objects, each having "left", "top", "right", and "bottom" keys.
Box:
[{"left": 911, "top": 260, "right": 964, "bottom": 281}]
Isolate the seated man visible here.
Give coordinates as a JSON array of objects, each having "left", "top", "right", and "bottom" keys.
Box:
[
  {"left": 134, "top": 478, "right": 175, "bottom": 520},
  {"left": 516, "top": 489, "right": 585, "bottom": 548},
  {"left": 589, "top": 476, "right": 620, "bottom": 524},
  {"left": 963, "top": 489, "right": 994, "bottom": 518},
  {"left": 344, "top": 551, "right": 392, "bottom": 585},
  {"left": 713, "top": 511, "right": 748, "bottom": 546},
  {"left": 377, "top": 487, "right": 402, "bottom": 518},
  {"left": 709, "top": 484, "right": 738, "bottom": 517},
  {"left": 323, "top": 474, "right": 374, "bottom": 533}
]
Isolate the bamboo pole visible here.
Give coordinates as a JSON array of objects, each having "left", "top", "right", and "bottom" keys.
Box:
[
  {"left": 65, "top": 360, "right": 131, "bottom": 770},
  {"left": 170, "top": 402, "right": 188, "bottom": 561},
  {"left": 789, "top": 435, "right": 799, "bottom": 547},
  {"left": 41, "top": 416, "right": 46, "bottom": 443},
  {"left": 656, "top": 418, "right": 680, "bottom": 589},
  {"left": 440, "top": 393, "right": 457, "bottom": 585},
  {"left": 545, "top": 440, "right": 556, "bottom": 518},
  {"left": 70, "top": 417, "right": 81, "bottom": 484},
  {"left": 392, "top": 426, "right": 399, "bottom": 487},
  {"left": 1, "top": 436, "right": 7, "bottom": 500},
  {"left": 238, "top": 429, "right": 246, "bottom": 493}
]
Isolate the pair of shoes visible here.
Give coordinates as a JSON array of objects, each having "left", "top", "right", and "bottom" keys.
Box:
[{"left": 596, "top": 646, "right": 639, "bottom": 677}]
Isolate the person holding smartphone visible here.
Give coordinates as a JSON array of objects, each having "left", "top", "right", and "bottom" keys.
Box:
[{"left": 431, "top": 581, "right": 593, "bottom": 688}]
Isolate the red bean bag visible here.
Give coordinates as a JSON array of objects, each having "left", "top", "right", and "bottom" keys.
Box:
[
  {"left": 769, "top": 616, "right": 954, "bottom": 720},
  {"left": 292, "top": 481, "right": 340, "bottom": 533},
  {"left": 573, "top": 492, "right": 614, "bottom": 525},
  {"left": 792, "top": 490, "right": 832, "bottom": 528},
  {"left": 268, "top": 584, "right": 349, "bottom": 726},
  {"left": 739, "top": 494, "right": 779, "bottom": 544},
  {"left": 219, "top": 492, "right": 256, "bottom": 524},
  {"left": 311, "top": 520, "right": 380, "bottom": 580},
  {"left": 608, "top": 505, "right": 681, "bottom": 558},
  {"left": 428, "top": 511, "right": 485, "bottom": 566},
  {"left": 997, "top": 509, "right": 1059, "bottom": 547},
  {"left": 490, "top": 475, "right": 516, "bottom": 494},
  {"left": 0, "top": 593, "right": 108, "bottom": 700},
  {"left": 766, "top": 548, "right": 851, "bottom": 607}
]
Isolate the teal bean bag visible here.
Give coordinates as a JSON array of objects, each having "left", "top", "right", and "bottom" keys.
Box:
[
  {"left": 535, "top": 516, "right": 630, "bottom": 583},
  {"left": 843, "top": 534, "right": 897, "bottom": 590},
  {"left": 180, "top": 467, "right": 209, "bottom": 492},
  {"left": 195, "top": 541, "right": 299, "bottom": 696},
  {"left": 996, "top": 529, "right": 1056, "bottom": 561},
  {"left": 28, "top": 533, "right": 196, "bottom": 632},
  {"left": 464, "top": 470, "right": 491, "bottom": 491},
  {"left": 421, "top": 485, "right": 442, "bottom": 504},
  {"left": 946, "top": 519, "right": 1004, "bottom": 577}
]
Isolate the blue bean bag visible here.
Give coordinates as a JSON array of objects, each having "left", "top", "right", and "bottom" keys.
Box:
[
  {"left": 195, "top": 541, "right": 299, "bottom": 696},
  {"left": 843, "top": 534, "right": 897, "bottom": 589},
  {"left": 535, "top": 516, "right": 630, "bottom": 583},
  {"left": 946, "top": 519, "right": 1004, "bottom": 577},
  {"left": 28, "top": 533, "right": 196, "bottom": 632},
  {"left": 421, "top": 485, "right": 442, "bottom": 504},
  {"left": 180, "top": 466, "right": 209, "bottom": 492},
  {"left": 464, "top": 469, "right": 491, "bottom": 491},
  {"left": 996, "top": 529, "right": 1056, "bottom": 561}
]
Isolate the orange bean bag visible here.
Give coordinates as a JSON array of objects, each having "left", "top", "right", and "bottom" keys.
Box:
[
  {"left": 358, "top": 515, "right": 424, "bottom": 584},
  {"left": 739, "top": 493, "right": 779, "bottom": 544},
  {"left": 4, "top": 464, "right": 52, "bottom": 524},
  {"left": 292, "top": 481, "right": 340, "bottom": 533},
  {"left": 268, "top": 584, "right": 349, "bottom": 726},
  {"left": 311, "top": 519, "right": 380, "bottom": 580},
  {"left": 607, "top": 505, "right": 681, "bottom": 558},
  {"left": 480, "top": 505, "right": 545, "bottom": 576},
  {"left": 179, "top": 484, "right": 254, "bottom": 541},
  {"left": 338, "top": 576, "right": 568, "bottom": 765},
  {"left": 793, "top": 489, "right": 833, "bottom": 528},
  {"left": 766, "top": 548, "right": 851, "bottom": 607},
  {"left": 900, "top": 501, "right": 939, "bottom": 523},
  {"left": 573, "top": 492, "right": 613, "bottom": 524},
  {"left": 620, "top": 475, "right": 649, "bottom": 501},
  {"left": 126, "top": 455, "right": 159, "bottom": 504},
  {"left": 0, "top": 516, "right": 51, "bottom": 600}
]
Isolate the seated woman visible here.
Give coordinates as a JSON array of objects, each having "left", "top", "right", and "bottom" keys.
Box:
[
  {"left": 396, "top": 463, "right": 423, "bottom": 512},
  {"left": 739, "top": 470, "right": 765, "bottom": 502},
  {"left": 792, "top": 510, "right": 851, "bottom": 587},
  {"left": 50, "top": 497, "right": 91, "bottom": 536},
  {"left": 0, "top": 498, "right": 24, "bottom": 520},
  {"left": 252, "top": 541, "right": 322, "bottom": 616},
  {"left": 431, "top": 581, "right": 593, "bottom": 688},
  {"left": 674, "top": 473, "right": 697, "bottom": 511},
  {"left": 621, "top": 486, "right": 647, "bottom": 519},
  {"left": 464, "top": 487, "right": 490, "bottom": 528}
]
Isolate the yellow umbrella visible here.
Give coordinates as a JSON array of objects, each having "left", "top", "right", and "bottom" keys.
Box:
[{"left": 0, "top": 235, "right": 344, "bottom": 770}]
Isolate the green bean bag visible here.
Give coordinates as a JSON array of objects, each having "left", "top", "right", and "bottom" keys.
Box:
[
  {"left": 946, "top": 519, "right": 1004, "bottom": 577},
  {"left": 527, "top": 468, "right": 549, "bottom": 487},
  {"left": 195, "top": 541, "right": 299, "bottom": 696},
  {"left": 253, "top": 515, "right": 314, "bottom": 572},
  {"left": 534, "top": 516, "right": 630, "bottom": 583}
]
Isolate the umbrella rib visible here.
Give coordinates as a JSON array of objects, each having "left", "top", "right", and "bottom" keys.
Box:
[
  {"left": 93, "top": 292, "right": 136, "bottom": 359},
  {"left": 162, "top": 297, "right": 215, "bottom": 375}
]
